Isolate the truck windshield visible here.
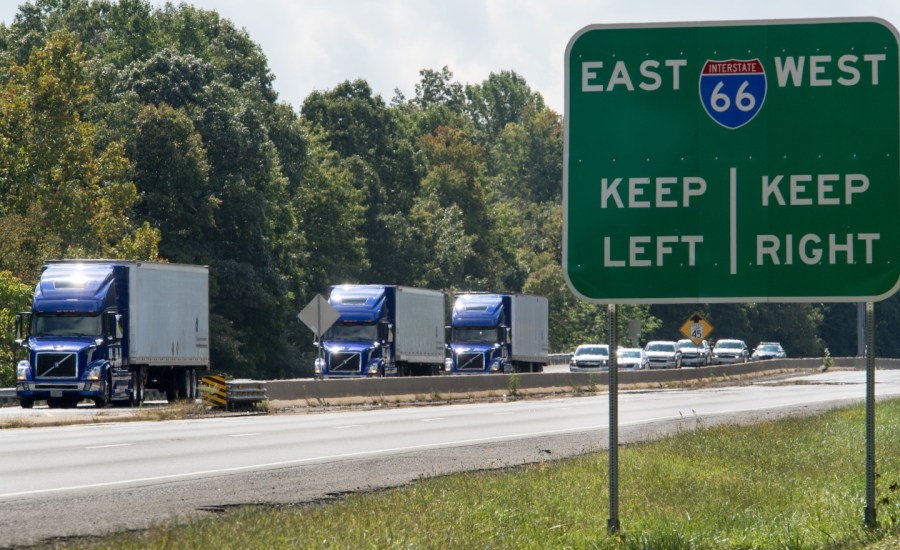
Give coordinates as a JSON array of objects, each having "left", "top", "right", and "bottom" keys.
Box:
[
  {"left": 33, "top": 314, "right": 102, "bottom": 337},
  {"left": 325, "top": 323, "right": 377, "bottom": 341},
  {"left": 453, "top": 328, "right": 497, "bottom": 344}
]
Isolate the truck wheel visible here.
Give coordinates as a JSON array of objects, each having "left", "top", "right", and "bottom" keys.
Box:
[
  {"left": 188, "top": 368, "right": 198, "bottom": 399},
  {"left": 94, "top": 373, "right": 112, "bottom": 408},
  {"left": 165, "top": 372, "right": 177, "bottom": 403},
  {"left": 131, "top": 369, "right": 144, "bottom": 407},
  {"left": 19, "top": 398, "right": 34, "bottom": 409}
]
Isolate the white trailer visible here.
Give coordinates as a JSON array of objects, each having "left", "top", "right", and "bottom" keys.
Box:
[
  {"left": 509, "top": 294, "right": 549, "bottom": 364},
  {"left": 127, "top": 262, "right": 210, "bottom": 365},
  {"left": 393, "top": 286, "right": 446, "bottom": 365}
]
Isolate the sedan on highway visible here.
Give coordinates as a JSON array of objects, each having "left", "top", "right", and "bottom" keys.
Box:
[
  {"left": 752, "top": 342, "right": 787, "bottom": 361},
  {"left": 644, "top": 341, "right": 682, "bottom": 369},
  {"left": 677, "top": 339, "right": 712, "bottom": 367},
  {"left": 617, "top": 347, "right": 649, "bottom": 369},
  {"left": 569, "top": 344, "right": 610, "bottom": 372},
  {"left": 712, "top": 339, "right": 751, "bottom": 364}
]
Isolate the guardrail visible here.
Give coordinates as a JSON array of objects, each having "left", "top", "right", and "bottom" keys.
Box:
[
  {"left": 3, "top": 357, "right": 898, "bottom": 408},
  {"left": 0, "top": 388, "right": 15, "bottom": 407},
  {"left": 201, "top": 375, "right": 268, "bottom": 410},
  {"left": 265, "top": 357, "right": 900, "bottom": 403}
]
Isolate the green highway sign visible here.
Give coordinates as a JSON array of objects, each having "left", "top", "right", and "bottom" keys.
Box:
[{"left": 564, "top": 18, "right": 900, "bottom": 303}]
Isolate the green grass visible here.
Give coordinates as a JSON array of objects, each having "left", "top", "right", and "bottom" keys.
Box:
[{"left": 70, "top": 399, "right": 900, "bottom": 549}]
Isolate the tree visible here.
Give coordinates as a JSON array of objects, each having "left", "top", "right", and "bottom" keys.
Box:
[
  {"left": 466, "top": 70, "right": 545, "bottom": 142},
  {"left": 116, "top": 48, "right": 213, "bottom": 108},
  {"left": 0, "top": 31, "right": 158, "bottom": 281},
  {"left": 489, "top": 108, "right": 562, "bottom": 204},
  {"left": 301, "top": 80, "right": 422, "bottom": 284},
  {"left": 0, "top": 271, "right": 33, "bottom": 387},
  {"left": 129, "top": 102, "right": 216, "bottom": 264}
]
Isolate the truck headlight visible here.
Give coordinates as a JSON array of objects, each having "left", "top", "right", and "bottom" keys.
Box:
[
  {"left": 16, "top": 360, "right": 31, "bottom": 381},
  {"left": 367, "top": 364, "right": 380, "bottom": 375},
  {"left": 444, "top": 358, "right": 453, "bottom": 371},
  {"left": 314, "top": 357, "right": 325, "bottom": 374},
  {"left": 85, "top": 365, "right": 102, "bottom": 381}
]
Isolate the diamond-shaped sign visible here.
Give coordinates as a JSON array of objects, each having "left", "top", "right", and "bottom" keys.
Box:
[
  {"left": 298, "top": 294, "right": 341, "bottom": 338},
  {"left": 680, "top": 312, "right": 714, "bottom": 345}
]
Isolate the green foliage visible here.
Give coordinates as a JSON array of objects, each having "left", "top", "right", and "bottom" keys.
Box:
[
  {"left": 0, "top": 271, "right": 32, "bottom": 386},
  {"left": 0, "top": 0, "right": 878, "bottom": 381},
  {"left": 0, "top": 30, "right": 158, "bottom": 280},
  {"left": 506, "top": 372, "right": 520, "bottom": 397}
]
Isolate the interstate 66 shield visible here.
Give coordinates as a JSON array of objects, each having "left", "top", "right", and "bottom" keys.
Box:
[{"left": 563, "top": 19, "right": 900, "bottom": 304}]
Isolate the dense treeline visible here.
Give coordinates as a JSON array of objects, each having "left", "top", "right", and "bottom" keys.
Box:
[{"left": 0, "top": 0, "right": 896, "bottom": 384}]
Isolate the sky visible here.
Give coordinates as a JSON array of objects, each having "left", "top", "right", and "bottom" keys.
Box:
[{"left": 2, "top": 0, "right": 900, "bottom": 113}]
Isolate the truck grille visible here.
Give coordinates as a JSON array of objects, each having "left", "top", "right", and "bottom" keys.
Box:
[
  {"left": 457, "top": 352, "right": 485, "bottom": 371},
  {"left": 329, "top": 352, "right": 361, "bottom": 373},
  {"left": 36, "top": 352, "right": 78, "bottom": 378}
]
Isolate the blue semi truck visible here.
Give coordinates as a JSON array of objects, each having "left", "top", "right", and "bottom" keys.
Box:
[
  {"left": 15, "top": 260, "right": 210, "bottom": 408},
  {"left": 314, "top": 285, "right": 445, "bottom": 377},
  {"left": 444, "top": 293, "right": 549, "bottom": 374}
]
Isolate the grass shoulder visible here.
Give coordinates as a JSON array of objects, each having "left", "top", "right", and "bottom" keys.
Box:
[{"left": 65, "top": 396, "right": 900, "bottom": 549}]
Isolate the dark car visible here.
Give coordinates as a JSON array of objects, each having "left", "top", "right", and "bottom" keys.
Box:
[{"left": 752, "top": 342, "right": 787, "bottom": 360}]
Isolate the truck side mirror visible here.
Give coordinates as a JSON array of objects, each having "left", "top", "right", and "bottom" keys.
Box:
[
  {"left": 15, "top": 312, "right": 30, "bottom": 344},
  {"left": 105, "top": 312, "right": 123, "bottom": 340},
  {"left": 445, "top": 326, "right": 451, "bottom": 343},
  {"left": 506, "top": 327, "right": 512, "bottom": 344},
  {"left": 386, "top": 323, "right": 394, "bottom": 344}
]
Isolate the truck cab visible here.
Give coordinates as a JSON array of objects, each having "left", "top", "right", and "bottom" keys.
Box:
[
  {"left": 316, "top": 285, "right": 395, "bottom": 377},
  {"left": 15, "top": 263, "right": 130, "bottom": 408},
  {"left": 445, "top": 293, "right": 511, "bottom": 374}
]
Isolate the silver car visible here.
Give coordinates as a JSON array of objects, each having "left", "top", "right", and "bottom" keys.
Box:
[
  {"left": 677, "top": 339, "right": 711, "bottom": 367},
  {"left": 617, "top": 347, "right": 649, "bottom": 369},
  {"left": 644, "top": 341, "right": 682, "bottom": 369},
  {"left": 712, "top": 339, "right": 750, "bottom": 364}
]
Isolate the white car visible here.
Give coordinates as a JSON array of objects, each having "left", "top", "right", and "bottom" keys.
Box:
[
  {"left": 644, "top": 341, "right": 682, "bottom": 369},
  {"left": 617, "top": 347, "right": 649, "bottom": 369},
  {"left": 713, "top": 339, "right": 750, "bottom": 364},
  {"left": 677, "top": 339, "right": 711, "bottom": 367},
  {"left": 569, "top": 344, "right": 610, "bottom": 372}
]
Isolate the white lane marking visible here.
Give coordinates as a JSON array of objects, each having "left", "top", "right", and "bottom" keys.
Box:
[
  {"left": 5, "top": 396, "right": 889, "bottom": 500},
  {"left": 85, "top": 443, "right": 132, "bottom": 450},
  {"left": 228, "top": 433, "right": 262, "bottom": 438},
  {"left": 333, "top": 425, "right": 363, "bottom": 430},
  {"left": 420, "top": 417, "right": 445, "bottom": 422},
  {"left": 493, "top": 412, "right": 515, "bottom": 416},
  {"left": 0, "top": 419, "right": 652, "bottom": 499}
]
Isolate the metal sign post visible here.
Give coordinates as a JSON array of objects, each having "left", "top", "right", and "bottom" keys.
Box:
[
  {"left": 607, "top": 304, "right": 620, "bottom": 534},
  {"left": 865, "top": 302, "right": 877, "bottom": 528}
]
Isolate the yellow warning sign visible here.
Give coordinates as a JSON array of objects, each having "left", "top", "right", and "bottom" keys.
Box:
[{"left": 679, "top": 312, "right": 714, "bottom": 345}]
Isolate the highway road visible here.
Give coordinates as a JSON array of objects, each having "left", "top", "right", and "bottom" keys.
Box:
[{"left": 1, "top": 369, "right": 899, "bottom": 547}]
